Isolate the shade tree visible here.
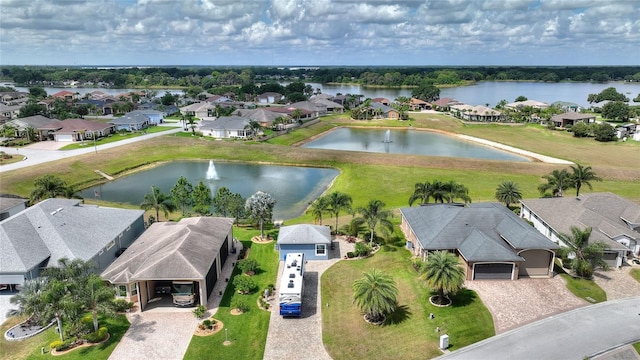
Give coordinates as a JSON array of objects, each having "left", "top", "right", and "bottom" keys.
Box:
[{"left": 245, "top": 191, "right": 276, "bottom": 239}]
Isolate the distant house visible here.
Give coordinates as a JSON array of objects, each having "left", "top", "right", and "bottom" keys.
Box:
[
  {"left": 180, "top": 102, "right": 216, "bottom": 119},
  {"left": 410, "top": 98, "right": 431, "bottom": 111},
  {"left": 450, "top": 104, "right": 503, "bottom": 122},
  {"left": 371, "top": 102, "right": 400, "bottom": 119},
  {"left": 109, "top": 112, "right": 150, "bottom": 131},
  {"left": 234, "top": 108, "right": 290, "bottom": 128},
  {"left": 76, "top": 99, "right": 112, "bottom": 115},
  {"left": 289, "top": 101, "right": 327, "bottom": 117},
  {"left": 256, "top": 92, "right": 283, "bottom": 104},
  {"left": 400, "top": 203, "right": 559, "bottom": 280},
  {"left": 0, "top": 198, "right": 145, "bottom": 286},
  {"left": 372, "top": 98, "right": 392, "bottom": 106},
  {"left": 101, "top": 217, "right": 234, "bottom": 311},
  {"left": 54, "top": 118, "right": 115, "bottom": 142},
  {"left": 520, "top": 193, "right": 640, "bottom": 267},
  {"left": 263, "top": 106, "right": 314, "bottom": 121},
  {"left": 310, "top": 97, "right": 344, "bottom": 114},
  {"left": 551, "top": 101, "right": 583, "bottom": 113},
  {"left": 550, "top": 113, "right": 596, "bottom": 128},
  {"left": 0, "top": 103, "right": 22, "bottom": 119},
  {"left": 505, "top": 100, "right": 549, "bottom": 110},
  {"left": 276, "top": 224, "right": 332, "bottom": 261},
  {"left": 198, "top": 116, "right": 252, "bottom": 139},
  {"left": 51, "top": 90, "right": 76, "bottom": 101},
  {"left": 432, "top": 97, "right": 463, "bottom": 111},
  {"left": 7, "top": 115, "right": 63, "bottom": 141}
]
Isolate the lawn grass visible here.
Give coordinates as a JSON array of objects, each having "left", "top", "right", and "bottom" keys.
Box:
[
  {"left": 0, "top": 314, "right": 129, "bottom": 360},
  {"left": 183, "top": 228, "right": 279, "bottom": 360},
  {"left": 630, "top": 269, "right": 640, "bottom": 283},
  {"left": 322, "top": 246, "right": 494, "bottom": 360},
  {"left": 554, "top": 262, "right": 607, "bottom": 303},
  {"left": 634, "top": 342, "right": 640, "bottom": 355}
]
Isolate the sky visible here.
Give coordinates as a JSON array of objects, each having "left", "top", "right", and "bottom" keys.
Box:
[{"left": 1, "top": 0, "right": 639, "bottom": 66}]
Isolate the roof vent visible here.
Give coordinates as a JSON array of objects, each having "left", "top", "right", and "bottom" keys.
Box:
[{"left": 289, "top": 273, "right": 295, "bottom": 279}]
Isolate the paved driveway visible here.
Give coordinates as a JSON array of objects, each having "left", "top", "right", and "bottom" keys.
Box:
[
  {"left": 465, "top": 276, "right": 587, "bottom": 334},
  {"left": 0, "top": 289, "right": 18, "bottom": 326},
  {"left": 593, "top": 263, "right": 640, "bottom": 301}
]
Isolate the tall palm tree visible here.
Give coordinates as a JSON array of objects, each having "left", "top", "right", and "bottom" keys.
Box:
[
  {"left": 326, "top": 192, "right": 352, "bottom": 234},
  {"left": 83, "top": 274, "right": 116, "bottom": 332},
  {"left": 140, "top": 185, "right": 176, "bottom": 221},
  {"left": 409, "top": 181, "right": 433, "bottom": 206},
  {"left": 41, "top": 279, "right": 79, "bottom": 342},
  {"left": 8, "top": 278, "right": 49, "bottom": 324},
  {"left": 495, "top": 180, "right": 523, "bottom": 208},
  {"left": 420, "top": 251, "right": 465, "bottom": 305},
  {"left": 538, "top": 169, "right": 574, "bottom": 197},
  {"left": 442, "top": 180, "right": 472, "bottom": 204},
  {"left": 352, "top": 269, "right": 398, "bottom": 323},
  {"left": 570, "top": 164, "right": 602, "bottom": 196},
  {"left": 30, "top": 174, "right": 68, "bottom": 203},
  {"left": 558, "top": 226, "right": 609, "bottom": 278},
  {"left": 353, "top": 199, "right": 393, "bottom": 244},
  {"left": 307, "top": 196, "right": 330, "bottom": 225}
]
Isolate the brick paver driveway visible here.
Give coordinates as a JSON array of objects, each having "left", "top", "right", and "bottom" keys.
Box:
[
  {"left": 593, "top": 263, "right": 640, "bottom": 301},
  {"left": 465, "top": 275, "right": 588, "bottom": 334}
]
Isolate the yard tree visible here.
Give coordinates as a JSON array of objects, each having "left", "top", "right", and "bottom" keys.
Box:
[
  {"left": 594, "top": 122, "right": 617, "bottom": 142},
  {"left": 569, "top": 164, "right": 602, "bottom": 197},
  {"left": 601, "top": 101, "right": 630, "bottom": 121},
  {"left": 30, "top": 174, "right": 69, "bottom": 203},
  {"left": 571, "top": 121, "right": 591, "bottom": 137},
  {"left": 245, "top": 191, "right": 276, "bottom": 239},
  {"left": 352, "top": 269, "right": 398, "bottom": 324},
  {"left": 558, "top": 226, "right": 609, "bottom": 278},
  {"left": 170, "top": 176, "right": 193, "bottom": 216},
  {"left": 82, "top": 274, "right": 116, "bottom": 332},
  {"left": 409, "top": 180, "right": 436, "bottom": 205},
  {"left": 212, "top": 186, "right": 233, "bottom": 217},
  {"left": 140, "top": 185, "right": 177, "bottom": 221},
  {"left": 411, "top": 83, "right": 440, "bottom": 102},
  {"left": 7, "top": 278, "right": 49, "bottom": 324},
  {"left": 515, "top": 95, "right": 528, "bottom": 102},
  {"left": 353, "top": 199, "right": 393, "bottom": 244},
  {"left": 28, "top": 86, "right": 48, "bottom": 99},
  {"left": 494, "top": 180, "right": 523, "bottom": 208},
  {"left": 538, "top": 169, "right": 574, "bottom": 197},
  {"left": 307, "top": 195, "right": 330, "bottom": 225},
  {"left": 420, "top": 251, "right": 465, "bottom": 306},
  {"left": 228, "top": 192, "right": 246, "bottom": 224},
  {"left": 442, "top": 180, "right": 471, "bottom": 204},
  {"left": 587, "top": 87, "right": 629, "bottom": 103},
  {"left": 326, "top": 192, "right": 353, "bottom": 234},
  {"left": 192, "top": 180, "right": 213, "bottom": 215}
]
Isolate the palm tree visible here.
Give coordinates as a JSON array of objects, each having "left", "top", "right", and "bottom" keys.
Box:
[
  {"left": 352, "top": 269, "right": 398, "bottom": 323},
  {"left": 570, "top": 164, "right": 602, "bottom": 196},
  {"left": 30, "top": 174, "right": 68, "bottom": 203},
  {"left": 495, "top": 181, "right": 523, "bottom": 208},
  {"left": 326, "top": 192, "right": 353, "bottom": 234},
  {"left": 8, "top": 278, "right": 49, "bottom": 324},
  {"left": 83, "top": 274, "right": 116, "bottom": 332},
  {"left": 538, "top": 169, "right": 574, "bottom": 197},
  {"left": 307, "top": 196, "right": 330, "bottom": 225},
  {"left": 442, "top": 180, "right": 471, "bottom": 204},
  {"left": 353, "top": 199, "right": 393, "bottom": 244},
  {"left": 558, "top": 226, "right": 609, "bottom": 278},
  {"left": 420, "top": 251, "right": 465, "bottom": 305},
  {"left": 41, "top": 279, "right": 79, "bottom": 342},
  {"left": 140, "top": 185, "right": 177, "bottom": 221},
  {"left": 292, "top": 108, "right": 302, "bottom": 123},
  {"left": 409, "top": 181, "right": 433, "bottom": 206}
]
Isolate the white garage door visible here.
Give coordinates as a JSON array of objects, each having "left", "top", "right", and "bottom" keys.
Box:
[
  {"left": 56, "top": 134, "right": 73, "bottom": 142},
  {"left": 0, "top": 274, "right": 25, "bottom": 285}
]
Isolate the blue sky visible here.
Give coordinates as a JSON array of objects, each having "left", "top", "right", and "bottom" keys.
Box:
[{"left": 1, "top": 0, "right": 639, "bottom": 66}]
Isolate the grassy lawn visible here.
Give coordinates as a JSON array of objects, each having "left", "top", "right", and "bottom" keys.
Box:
[
  {"left": 630, "top": 269, "right": 640, "bottom": 283},
  {"left": 634, "top": 342, "right": 640, "bottom": 355},
  {"left": 322, "top": 246, "right": 494, "bottom": 360},
  {"left": 60, "top": 126, "right": 176, "bottom": 150},
  {"left": 183, "top": 227, "right": 279, "bottom": 360},
  {"left": 0, "top": 314, "right": 129, "bottom": 360},
  {"left": 0, "top": 153, "right": 25, "bottom": 165},
  {"left": 554, "top": 262, "right": 607, "bottom": 303}
]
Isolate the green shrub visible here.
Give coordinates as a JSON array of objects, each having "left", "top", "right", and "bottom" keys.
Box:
[
  {"left": 233, "top": 275, "right": 257, "bottom": 294},
  {"left": 231, "top": 298, "right": 250, "bottom": 312},
  {"left": 50, "top": 340, "right": 64, "bottom": 350},
  {"left": 84, "top": 327, "right": 108, "bottom": 343},
  {"left": 238, "top": 258, "right": 259, "bottom": 275},
  {"left": 346, "top": 252, "right": 355, "bottom": 258},
  {"left": 192, "top": 304, "right": 207, "bottom": 319},
  {"left": 113, "top": 299, "right": 134, "bottom": 312},
  {"left": 411, "top": 257, "right": 424, "bottom": 272},
  {"left": 202, "top": 319, "right": 213, "bottom": 329},
  {"left": 355, "top": 242, "right": 371, "bottom": 257}
]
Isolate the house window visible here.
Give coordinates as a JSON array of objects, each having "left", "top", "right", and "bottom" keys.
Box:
[
  {"left": 115, "top": 285, "right": 127, "bottom": 297},
  {"left": 130, "top": 283, "right": 138, "bottom": 296},
  {"left": 315, "top": 244, "right": 326, "bottom": 256},
  {"left": 106, "top": 240, "right": 115, "bottom": 251}
]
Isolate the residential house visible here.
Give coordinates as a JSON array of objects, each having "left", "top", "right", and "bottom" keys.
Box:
[
  {"left": 0, "top": 198, "right": 145, "bottom": 286},
  {"left": 127, "top": 109, "right": 164, "bottom": 125},
  {"left": 180, "top": 102, "right": 216, "bottom": 119},
  {"left": 520, "top": 193, "right": 640, "bottom": 267},
  {"left": 256, "top": 92, "right": 283, "bottom": 104},
  {"left": 0, "top": 103, "right": 22, "bottom": 119},
  {"left": 371, "top": 102, "right": 400, "bottom": 119},
  {"left": 276, "top": 224, "right": 332, "bottom": 261},
  {"left": 263, "top": 106, "right": 314, "bottom": 121},
  {"left": 234, "top": 108, "right": 290, "bottom": 128},
  {"left": 550, "top": 112, "right": 596, "bottom": 128},
  {"left": 136, "top": 102, "right": 179, "bottom": 116},
  {"left": 109, "top": 112, "right": 150, "bottom": 132},
  {"left": 101, "top": 217, "right": 235, "bottom": 311},
  {"left": 410, "top": 98, "right": 431, "bottom": 111},
  {"left": 505, "top": 100, "right": 549, "bottom": 110},
  {"left": 551, "top": 101, "right": 583, "bottom": 113},
  {"left": 0, "top": 195, "right": 27, "bottom": 221},
  {"left": 0, "top": 91, "right": 29, "bottom": 103},
  {"left": 76, "top": 99, "right": 112, "bottom": 115},
  {"left": 50, "top": 90, "right": 76, "bottom": 102},
  {"left": 198, "top": 116, "right": 252, "bottom": 139},
  {"left": 432, "top": 97, "right": 463, "bottom": 111},
  {"left": 309, "top": 97, "right": 345, "bottom": 114},
  {"left": 289, "top": 101, "right": 327, "bottom": 117},
  {"left": 400, "top": 203, "right": 559, "bottom": 280},
  {"left": 450, "top": 104, "right": 503, "bottom": 122},
  {"left": 53, "top": 118, "right": 115, "bottom": 142},
  {"left": 7, "top": 115, "right": 63, "bottom": 141},
  {"left": 372, "top": 98, "right": 392, "bottom": 106}
]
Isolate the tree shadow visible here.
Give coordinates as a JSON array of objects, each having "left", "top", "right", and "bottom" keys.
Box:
[
  {"left": 384, "top": 304, "right": 411, "bottom": 325},
  {"left": 449, "top": 289, "right": 476, "bottom": 308}
]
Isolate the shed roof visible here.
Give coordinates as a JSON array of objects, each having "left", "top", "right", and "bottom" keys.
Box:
[{"left": 277, "top": 224, "right": 331, "bottom": 245}]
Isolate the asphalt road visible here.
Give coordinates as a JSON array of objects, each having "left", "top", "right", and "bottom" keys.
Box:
[
  {"left": 436, "top": 296, "right": 640, "bottom": 360},
  {"left": 0, "top": 125, "right": 182, "bottom": 173}
]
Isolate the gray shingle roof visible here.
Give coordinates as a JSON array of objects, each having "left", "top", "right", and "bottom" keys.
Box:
[
  {"left": 101, "top": 217, "right": 233, "bottom": 283},
  {"left": 400, "top": 203, "right": 558, "bottom": 262},
  {"left": 277, "top": 224, "right": 331, "bottom": 245},
  {"left": 1, "top": 199, "right": 144, "bottom": 274},
  {"left": 520, "top": 192, "right": 638, "bottom": 250},
  {"left": 109, "top": 112, "right": 150, "bottom": 125},
  {"left": 200, "top": 116, "right": 250, "bottom": 130}
]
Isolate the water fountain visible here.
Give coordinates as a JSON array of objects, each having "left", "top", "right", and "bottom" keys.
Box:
[
  {"left": 206, "top": 160, "right": 219, "bottom": 180},
  {"left": 383, "top": 129, "right": 392, "bottom": 143}
]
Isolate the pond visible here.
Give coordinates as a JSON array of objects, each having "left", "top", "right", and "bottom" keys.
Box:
[
  {"left": 301, "top": 128, "right": 530, "bottom": 162},
  {"left": 82, "top": 162, "right": 339, "bottom": 220}
]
